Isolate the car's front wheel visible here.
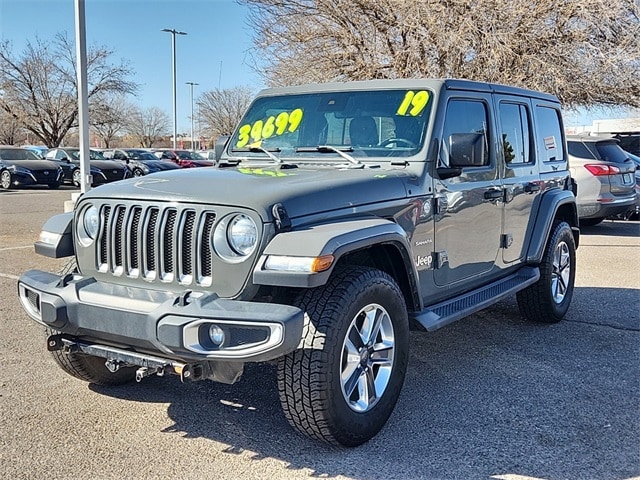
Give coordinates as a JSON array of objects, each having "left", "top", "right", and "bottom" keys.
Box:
[
  {"left": 46, "top": 259, "right": 136, "bottom": 385},
  {"left": 1, "top": 170, "right": 13, "bottom": 189},
  {"left": 278, "top": 266, "right": 409, "bottom": 447},
  {"left": 517, "top": 221, "right": 576, "bottom": 323}
]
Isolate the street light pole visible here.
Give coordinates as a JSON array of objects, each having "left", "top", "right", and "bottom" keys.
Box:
[
  {"left": 186, "top": 81, "right": 199, "bottom": 150},
  {"left": 161, "top": 28, "right": 187, "bottom": 149}
]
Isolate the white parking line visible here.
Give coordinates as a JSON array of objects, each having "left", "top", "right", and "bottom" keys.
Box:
[
  {"left": 0, "top": 245, "right": 33, "bottom": 251},
  {"left": 0, "top": 272, "right": 19, "bottom": 280}
]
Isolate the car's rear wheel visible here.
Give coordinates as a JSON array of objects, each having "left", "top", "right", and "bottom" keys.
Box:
[
  {"left": 46, "top": 259, "right": 136, "bottom": 385},
  {"left": 517, "top": 221, "right": 576, "bottom": 323},
  {"left": 1, "top": 170, "right": 13, "bottom": 189},
  {"left": 278, "top": 266, "right": 409, "bottom": 446}
]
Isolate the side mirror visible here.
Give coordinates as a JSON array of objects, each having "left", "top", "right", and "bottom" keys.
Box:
[
  {"left": 214, "top": 135, "right": 230, "bottom": 162},
  {"left": 449, "top": 133, "right": 486, "bottom": 167}
]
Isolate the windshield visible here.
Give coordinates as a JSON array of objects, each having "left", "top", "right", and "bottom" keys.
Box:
[
  {"left": 0, "top": 148, "right": 40, "bottom": 160},
  {"left": 228, "top": 89, "right": 432, "bottom": 160},
  {"left": 127, "top": 150, "right": 158, "bottom": 160},
  {"left": 67, "top": 149, "right": 106, "bottom": 160}
]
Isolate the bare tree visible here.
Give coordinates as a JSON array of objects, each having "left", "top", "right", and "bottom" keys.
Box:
[
  {"left": 0, "top": 109, "right": 23, "bottom": 145},
  {"left": 241, "top": 0, "right": 640, "bottom": 109},
  {"left": 90, "top": 93, "right": 135, "bottom": 147},
  {"left": 126, "top": 106, "right": 170, "bottom": 148},
  {"left": 197, "top": 86, "right": 254, "bottom": 138},
  {"left": 0, "top": 33, "right": 137, "bottom": 147}
]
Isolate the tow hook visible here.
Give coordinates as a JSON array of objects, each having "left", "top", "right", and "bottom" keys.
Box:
[
  {"left": 135, "top": 366, "right": 165, "bottom": 382},
  {"left": 105, "top": 359, "right": 126, "bottom": 373}
]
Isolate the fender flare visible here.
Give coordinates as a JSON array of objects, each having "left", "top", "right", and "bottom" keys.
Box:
[
  {"left": 34, "top": 212, "right": 74, "bottom": 258},
  {"left": 253, "top": 217, "right": 418, "bottom": 289},
  {"left": 526, "top": 189, "right": 579, "bottom": 263}
]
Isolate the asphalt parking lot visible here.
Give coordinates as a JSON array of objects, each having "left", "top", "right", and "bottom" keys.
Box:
[{"left": 0, "top": 186, "right": 638, "bottom": 480}]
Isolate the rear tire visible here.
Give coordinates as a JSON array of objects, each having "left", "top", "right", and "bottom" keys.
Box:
[
  {"left": 72, "top": 169, "right": 81, "bottom": 187},
  {"left": 517, "top": 221, "right": 576, "bottom": 323},
  {"left": 46, "top": 259, "right": 136, "bottom": 385},
  {"left": 278, "top": 266, "right": 409, "bottom": 446}
]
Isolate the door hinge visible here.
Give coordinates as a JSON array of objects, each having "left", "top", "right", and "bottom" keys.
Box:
[
  {"left": 500, "top": 233, "right": 513, "bottom": 249},
  {"left": 433, "top": 250, "right": 449, "bottom": 269}
]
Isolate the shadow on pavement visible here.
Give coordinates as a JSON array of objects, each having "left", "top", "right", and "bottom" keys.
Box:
[{"left": 90, "top": 287, "right": 639, "bottom": 480}]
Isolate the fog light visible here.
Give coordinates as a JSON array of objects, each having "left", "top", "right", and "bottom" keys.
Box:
[{"left": 208, "top": 325, "right": 225, "bottom": 346}]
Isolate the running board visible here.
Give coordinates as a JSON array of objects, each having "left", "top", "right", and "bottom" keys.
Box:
[{"left": 411, "top": 267, "right": 540, "bottom": 332}]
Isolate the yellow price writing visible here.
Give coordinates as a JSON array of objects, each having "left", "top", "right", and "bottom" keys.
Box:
[
  {"left": 396, "top": 90, "right": 429, "bottom": 117},
  {"left": 236, "top": 108, "right": 304, "bottom": 148}
]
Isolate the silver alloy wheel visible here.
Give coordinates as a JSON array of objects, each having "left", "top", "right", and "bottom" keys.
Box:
[
  {"left": 340, "top": 303, "right": 395, "bottom": 412},
  {"left": 1, "top": 170, "right": 10, "bottom": 189},
  {"left": 552, "top": 240, "right": 571, "bottom": 303},
  {"left": 72, "top": 169, "right": 81, "bottom": 187}
]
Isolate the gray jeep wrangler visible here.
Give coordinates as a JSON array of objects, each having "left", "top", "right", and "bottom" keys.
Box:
[{"left": 18, "top": 79, "right": 579, "bottom": 447}]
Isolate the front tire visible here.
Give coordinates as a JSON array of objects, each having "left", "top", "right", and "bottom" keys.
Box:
[
  {"left": 1, "top": 170, "right": 13, "bottom": 189},
  {"left": 46, "top": 259, "right": 136, "bottom": 385},
  {"left": 517, "top": 221, "right": 576, "bottom": 323},
  {"left": 278, "top": 266, "right": 409, "bottom": 446},
  {"left": 132, "top": 167, "right": 144, "bottom": 177}
]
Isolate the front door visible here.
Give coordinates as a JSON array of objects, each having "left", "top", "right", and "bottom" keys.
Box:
[{"left": 433, "top": 95, "right": 503, "bottom": 288}]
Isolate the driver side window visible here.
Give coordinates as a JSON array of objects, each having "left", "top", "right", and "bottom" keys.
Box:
[{"left": 441, "top": 99, "right": 489, "bottom": 167}]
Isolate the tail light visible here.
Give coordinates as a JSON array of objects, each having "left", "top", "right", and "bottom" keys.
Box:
[{"left": 583, "top": 164, "right": 620, "bottom": 176}]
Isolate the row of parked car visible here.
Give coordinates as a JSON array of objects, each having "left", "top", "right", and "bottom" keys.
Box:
[
  {"left": 0, "top": 146, "right": 216, "bottom": 190},
  {"left": 2, "top": 138, "right": 639, "bottom": 224}
]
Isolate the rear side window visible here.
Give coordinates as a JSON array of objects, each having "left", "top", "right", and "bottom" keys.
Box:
[
  {"left": 499, "top": 102, "right": 532, "bottom": 165},
  {"left": 535, "top": 106, "right": 564, "bottom": 163},
  {"left": 567, "top": 141, "right": 595, "bottom": 159}
]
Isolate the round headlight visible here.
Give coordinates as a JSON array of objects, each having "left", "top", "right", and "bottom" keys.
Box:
[
  {"left": 77, "top": 205, "right": 100, "bottom": 246},
  {"left": 227, "top": 214, "right": 257, "bottom": 256},
  {"left": 212, "top": 213, "right": 259, "bottom": 262}
]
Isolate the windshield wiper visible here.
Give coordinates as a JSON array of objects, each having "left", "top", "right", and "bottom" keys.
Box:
[
  {"left": 231, "top": 146, "right": 282, "bottom": 164},
  {"left": 296, "top": 145, "right": 362, "bottom": 166}
]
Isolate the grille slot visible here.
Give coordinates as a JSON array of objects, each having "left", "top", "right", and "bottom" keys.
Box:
[{"left": 95, "top": 202, "right": 216, "bottom": 287}]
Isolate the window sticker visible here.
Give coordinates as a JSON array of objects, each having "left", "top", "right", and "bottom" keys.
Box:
[
  {"left": 544, "top": 135, "right": 556, "bottom": 150},
  {"left": 396, "top": 90, "right": 430, "bottom": 117},
  {"left": 236, "top": 108, "right": 304, "bottom": 148}
]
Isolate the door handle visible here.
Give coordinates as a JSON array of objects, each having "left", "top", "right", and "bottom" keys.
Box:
[
  {"left": 524, "top": 182, "right": 541, "bottom": 194},
  {"left": 484, "top": 188, "right": 503, "bottom": 200}
]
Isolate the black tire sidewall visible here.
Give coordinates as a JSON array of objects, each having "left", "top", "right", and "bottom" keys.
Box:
[
  {"left": 543, "top": 222, "right": 576, "bottom": 319},
  {"left": 318, "top": 269, "right": 409, "bottom": 445}
]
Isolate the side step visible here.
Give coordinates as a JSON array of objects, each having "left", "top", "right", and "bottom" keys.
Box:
[{"left": 411, "top": 266, "right": 540, "bottom": 332}]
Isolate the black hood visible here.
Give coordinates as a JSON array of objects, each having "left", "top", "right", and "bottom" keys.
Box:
[{"left": 84, "top": 163, "right": 413, "bottom": 221}]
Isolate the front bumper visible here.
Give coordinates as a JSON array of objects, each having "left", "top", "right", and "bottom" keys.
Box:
[{"left": 17, "top": 269, "right": 304, "bottom": 364}]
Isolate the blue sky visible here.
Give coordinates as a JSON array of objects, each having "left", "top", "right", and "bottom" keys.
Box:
[
  {"left": 1, "top": 0, "right": 636, "bottom": 131},
  {"left": 0, "top": 0, "right": 263, "bottom": 133}
]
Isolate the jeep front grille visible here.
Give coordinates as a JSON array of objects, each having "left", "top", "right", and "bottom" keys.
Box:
[{"left": 95, "top": 203, "right": 216, "bottom": 287}]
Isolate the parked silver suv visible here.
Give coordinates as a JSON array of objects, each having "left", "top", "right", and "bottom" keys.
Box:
[{"left": 567, "top": 135, "right": 637, "bottom": 226}]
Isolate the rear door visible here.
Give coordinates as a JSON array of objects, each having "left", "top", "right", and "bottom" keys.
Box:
[{"left": 496, "top": 97, "right": 540, "bottom": 264}]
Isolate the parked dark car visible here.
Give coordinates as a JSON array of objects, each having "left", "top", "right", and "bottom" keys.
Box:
[
  {"left": 102, "top": 148, "right": 180, "bottom": 176},
  {"left": 152, "top": 149, "right": 214, "bottom": 168},
  {"left": 567, "top": 135, "right": 637, "bottom": 226},
  {"left": 0, "top": 146, "right": 64, "bottom": 189},
  {"left": 44, "top": 148, "right": 131, "bottom": 187}
]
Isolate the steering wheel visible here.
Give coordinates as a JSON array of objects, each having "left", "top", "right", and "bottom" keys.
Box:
[{"left": 378, "top": 138, "right": 417, "bottom": 148}]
